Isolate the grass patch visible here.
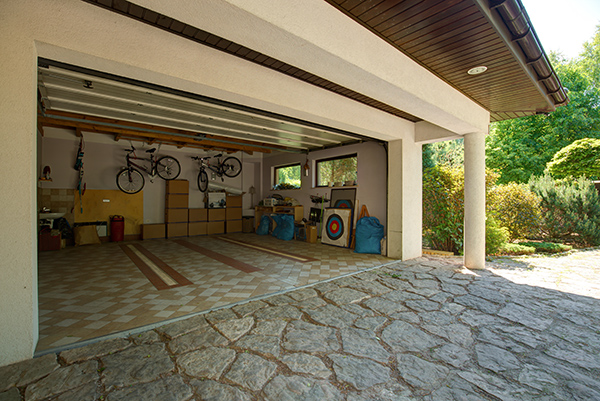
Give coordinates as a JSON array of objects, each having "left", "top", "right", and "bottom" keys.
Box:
[
  {"left": 500, "top": 243, "right": 535, "bottom": 255},
  {"left": 517, "top": 241, "right": 573, "bottom": 254}
]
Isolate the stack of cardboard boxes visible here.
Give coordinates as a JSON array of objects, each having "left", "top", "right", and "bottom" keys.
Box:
[
  {"left": 226, "top": 194, "right": 242, "bottom": 233},
  {"left": 207, "top": 208, "right": 225, "bottom": 235},
  {"left": 188, "top": 208, "right": 208, "bottom": 236},
  {"left": 165, "top": 179, "right": 189, "bottom": 238},
  {"left": 140, "top": 180, "right": 243, "bottom": 239}
]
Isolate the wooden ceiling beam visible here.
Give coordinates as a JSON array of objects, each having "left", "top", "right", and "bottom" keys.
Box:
[
  {"left": 38, "top": 114, "right": 278, "bottom": 154},
  {"left": 42, "top": 110, "right": 291, "bottom": 153}
]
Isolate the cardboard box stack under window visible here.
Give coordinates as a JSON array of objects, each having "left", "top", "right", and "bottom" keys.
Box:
[{"left": 165, "top": 180, "right": 189, "bottom": 238}]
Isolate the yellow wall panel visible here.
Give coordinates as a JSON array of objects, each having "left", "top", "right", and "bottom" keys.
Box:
[{"left": 74, "top": 190, "right": 143, "bottom": 235}]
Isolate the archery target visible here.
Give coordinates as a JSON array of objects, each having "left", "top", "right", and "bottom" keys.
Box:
[
  {"left": 321, "top": 208, "right": 352, "bottom": 247},
  {"left": 334, "top": 199, "right": 353, "bottom": 209}
]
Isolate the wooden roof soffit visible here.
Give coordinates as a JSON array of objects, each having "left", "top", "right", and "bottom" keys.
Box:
[{"left": 34, "top": 110, "right": 305, "bottom": 155}]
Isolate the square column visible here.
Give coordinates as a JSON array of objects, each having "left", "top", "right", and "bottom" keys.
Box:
[
  {"left": 0, "top": 39, "right": 39, "bottom": 364},
  {"left": 463, "top": 132, "right": 486, "bottom": 269},
  {"left": 387, "top": 139, "right": 422, "bottom": 260}
]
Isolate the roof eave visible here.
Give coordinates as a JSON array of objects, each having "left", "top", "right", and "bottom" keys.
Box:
[{"left": 478, "top": 0, "right": 569, "bottom": 115}]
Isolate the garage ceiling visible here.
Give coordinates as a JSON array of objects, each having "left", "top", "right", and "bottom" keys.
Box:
[{"left": 37, "top": 63, "right": 367, "bottom": 154}]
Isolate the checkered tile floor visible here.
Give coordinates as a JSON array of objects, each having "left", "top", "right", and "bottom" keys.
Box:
[{"left": 37, "top": 233, "right": 391, "bottom": 352}]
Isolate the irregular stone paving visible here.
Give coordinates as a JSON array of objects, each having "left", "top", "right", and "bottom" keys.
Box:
[{"left": 2, "top": 251, "right": 600, "bottom": 400}]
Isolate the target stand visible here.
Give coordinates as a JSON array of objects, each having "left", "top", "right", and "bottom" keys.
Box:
[{"left": 321, "top": 208, "right": 353, "bottom": 248}]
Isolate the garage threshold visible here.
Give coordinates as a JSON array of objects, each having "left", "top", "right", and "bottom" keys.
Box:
[{"left": 36, "top": 234, "right": 392, "bottom": 355}]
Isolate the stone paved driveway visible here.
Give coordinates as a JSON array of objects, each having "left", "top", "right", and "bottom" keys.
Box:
[{"left": 1, "top": 252, "right": 599, "bottom": 400}]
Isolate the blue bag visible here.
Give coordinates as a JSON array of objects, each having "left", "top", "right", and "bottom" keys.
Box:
[
  {"left": 275, "top": 214, "right": 294, "bottom": 241},
  {"left": 354, "top": 216, "right": 384, "bottom": 254},
  {"left": 256, "top": 215, "right": 271, "bottom": 235}
]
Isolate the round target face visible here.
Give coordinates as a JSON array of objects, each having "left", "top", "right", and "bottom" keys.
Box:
[
  {"left": 334, "top": 199, "right": 353, "bottom": 209},
  {"left": 326, "top": 214, "right": 345, "bottom": 240}
]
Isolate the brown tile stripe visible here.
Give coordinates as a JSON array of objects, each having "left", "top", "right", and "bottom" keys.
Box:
[
  {"left": 174, "top": 239, "right": 262, "bottom": 273},
  {"left": 217, "top": 237, "right": 318, "bottom": 263},
  {"left": 119, "top": 244, "right": 192, "bottom": 290}
]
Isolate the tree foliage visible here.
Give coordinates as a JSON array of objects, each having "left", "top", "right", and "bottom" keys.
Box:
[
  {"left": 547, "top": 138, "right": 600, "bottom": 179},
  {"left": 317, "top": 156, "right": 357, "bottom": 186},
  {"left": 486, "top": 26, "right": 600, "bottom": 184},
  {"left": 422, "top": 139, "right": 464, "bottom": 169},
  {"left": 275, "top": 164, "right": 301, "bottom": 189}
]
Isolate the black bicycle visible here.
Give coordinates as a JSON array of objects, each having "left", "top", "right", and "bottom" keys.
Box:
[
  {"left": 116, "top": 146, "right": 181, "bottom": 194},
  {"left": 191, "top": 154, "right": 242, "bottom": 192}
]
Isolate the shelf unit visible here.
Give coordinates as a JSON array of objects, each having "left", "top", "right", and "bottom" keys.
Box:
[{"left": 254, "top": 205, "right": 304, "bottom": 230}]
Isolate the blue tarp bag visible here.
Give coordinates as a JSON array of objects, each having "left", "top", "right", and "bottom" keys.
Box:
[
  {"left": 276, "top": 214, "right": 295, "bottom": 241},
  {"left": 271, "top": 214, "right": 294, "bottom": 241},
  {"left": 256, "top": 215, "right": 271, "bottom": 235},
  {"left": 354, "top": 216, "right": 384, "bottom": 254}
]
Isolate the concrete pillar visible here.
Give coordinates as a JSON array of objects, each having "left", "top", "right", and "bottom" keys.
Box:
[
  {"left": 387, "top": 139, "right": 422, "bottom": 260},
  {"left": 463, "top": 132, "right": 486, "bottom": 269},
  {"left": 0, "top": 35, "right": 39, "bottom": 364}
]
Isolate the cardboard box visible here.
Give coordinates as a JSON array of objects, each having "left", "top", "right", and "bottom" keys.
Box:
[
  {"left": 188, "top": 208, "right": 208, "bottom": 222},
  {"left": 167, "top": 222, "right": 188, "bottom": 238},
  {"left": 207, "top": 221, "right": 225, "bottom": 235},
  {"left": 166, "top": 194, "right": 189, "bottom": 209},
  {"left": 226, "top": 195, "right": 242, "bottom": 207},
  {"left": 207, "top": 192, "right": 226, "bottom": 208},
  {"left": 166, "top": 179, "right": 189, "bottom": 194},
  {"left": 142, "top": 224, "right": 165, "bottom": 240},
  {"left": 242, "top": 217, "right": 254, "bottom": 233},
  {"left": 188, "top": 222, "right": 208, "bottom": 236},
  {"left": 226, "top": 207, "right": 243, "bottom": 220},
  {"left": 306, "top": 225, "right": 318, "bottom": 243},
  {"left": 226, "top": 220, "right": 243, "bottom": 233},
  {"left": 165, "top": 208, "right": 188, "bottom": 223},
  {"left": 208, "top": 208, "right": 226, "bottom": 221}
]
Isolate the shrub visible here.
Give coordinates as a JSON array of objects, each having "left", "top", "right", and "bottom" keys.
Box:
[
  {"left": 547, "top": 138, "right": 600, "bottom": 180},
  {"left": 423, "top": 166, "right": 502, "bottom": 254},
  {"left": 422, "top": 166, "right": 464, "bottom": 254},
  {"left": 500, "top": 243, "right": 536, "bottom": 255},
  {"left": 486, "top": 217, "right": 509, "bottom": 255},
  {"left": 487, "top": 183, "right": 542, "bottom": 241},
  {"left": 530, "top": 173, "right": 600, "bottom": 246},
  {"left": 518, "top": 241, "right": 573, "bottom": 253}
]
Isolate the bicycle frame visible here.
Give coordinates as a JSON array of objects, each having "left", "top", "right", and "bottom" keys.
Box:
[
  {"left": 198, "top": 158, "right": 226, "bottom": 177},
  {"left": 125, "top": 152, "right": 156, "bottom": 176}
]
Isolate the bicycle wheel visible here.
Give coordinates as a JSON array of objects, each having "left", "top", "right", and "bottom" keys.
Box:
[
  {"left": 197, "top": 170, "right": 209, "bottom": 192},
  {"left": 222, "top": 156, "right": 242, "bottom": 178},
  {"left": 156, "top": 156, "right": 181, "bottom": 180},
  {"left": 116, "top": 168, "right": 145, "bottom": 194}
]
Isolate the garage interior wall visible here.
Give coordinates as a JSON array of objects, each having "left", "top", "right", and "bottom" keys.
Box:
[
  {"left": 262, "top": 141, "right": 388, "bottom": 226},
  {"left": 38, "top": 128, "right": 261, "bottom": 228}
]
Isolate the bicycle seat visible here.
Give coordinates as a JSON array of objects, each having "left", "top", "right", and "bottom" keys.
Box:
[
  {"left": 146, "top": 148, "right": 156, "bottom": 153},
  {"left": 214, "top": 153, "right": 222, "bottom": 158}
]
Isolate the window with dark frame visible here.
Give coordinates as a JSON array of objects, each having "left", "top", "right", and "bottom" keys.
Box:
[
  {"left": 273, "top": 163, "right": 302, "bottom": 189},
  {"left": 316, "top": 154, "right": 357, "bottom": 187}
]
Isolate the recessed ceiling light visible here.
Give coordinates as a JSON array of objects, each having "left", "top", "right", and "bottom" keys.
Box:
[{"left": 467, "top": 66, "right": 487, "bottom": 75}]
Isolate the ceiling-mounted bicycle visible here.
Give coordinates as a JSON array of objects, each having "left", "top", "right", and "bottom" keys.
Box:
[
  {"left": 116, "top": 146, "right": 181, "bottom": 194},
  {"left": 191, "top": 154, "right": 242, "bottom": 192}
]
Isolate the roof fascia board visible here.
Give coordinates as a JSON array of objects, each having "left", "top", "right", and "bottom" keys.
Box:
[{"left": 472, "top": 0, "right": 556, "bottom": 112}]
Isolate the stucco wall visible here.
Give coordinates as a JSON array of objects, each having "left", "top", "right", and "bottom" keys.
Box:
[{"left": 0, "top": 0, "right": 487, "bottom": 365}]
